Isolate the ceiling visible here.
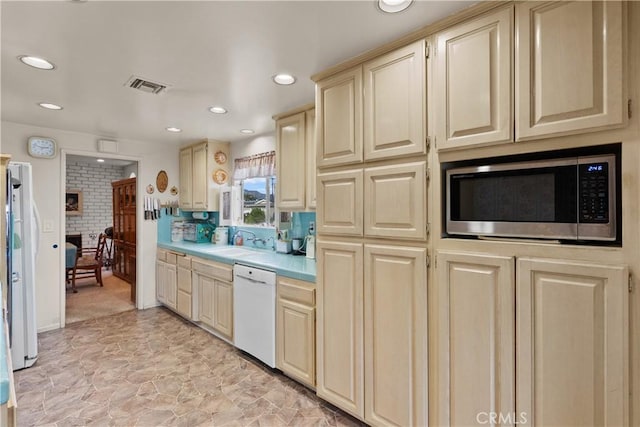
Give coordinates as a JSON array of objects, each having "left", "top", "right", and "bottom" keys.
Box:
[{"left": 2, "top": 0, "right": 476, "bottom": 146}]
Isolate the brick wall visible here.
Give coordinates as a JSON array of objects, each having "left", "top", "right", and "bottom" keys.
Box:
[{"left": 66, "top": 161, "right": 127, "bottom": 249}]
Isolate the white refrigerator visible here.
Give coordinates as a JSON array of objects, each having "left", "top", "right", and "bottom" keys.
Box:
[{"left": 7, "top": 162, "right": 38, "bottom": 370}]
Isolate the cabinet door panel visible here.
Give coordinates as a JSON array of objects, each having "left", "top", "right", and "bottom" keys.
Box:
[
  {"left": 197, "top": 275, "right": 215, "bottom": 328},
  {"left": 436, "top": 251, "right": 515, "bottom": 427},
  {"left": 277, "top": 299, "right": 315, "bottom": 387},
  {"left": 517, "top": 258, "right": 628, "bottom": 427},
  {"left": 179, "top": 148, "right": 193, "bottom": 209},
  {"left": 316, "top": 67, "right": 363, "bottom": 167},
  {"left": 213, "top": 279, "right": 233, "bottom": 340},
  {"left": 165, "top": 264, "right": 177, "bottom": 309},
  {"left": 364, "top": 40, "right": 426, "bottom": 160},
  {"left": 177, "top": 266, "right": 192, "bottom": 293},
  {"left": 316, "top": 240, "right": 364, "bottom": 418},
  {"left": 436, "top": 7, "right": 513, "bottom": 149},
  {"left": 364, "top": 162, "right": 426, "bottom": 240},
  {"left": 306, "top": 109, "right": 317, "bottom": 209},
  {"left": 156, "top": 260, "right": 166, "bottom": 303},
  {"left": 177, "top": 290, "right": 192, "bottom": 319},
  {"left": 317, "top": 169, "right": 363, "bottom": 236},
  {"left": 516, "top": 1, "right": 624, "bottom": 139},
  {"left": 277, "top": 112, "right": 306, "bottom": 210},
  {"left": 364, "top": 244, "right": 427, "bottom": 427},
  {"left": 191, "top": 142, "right": 208, "bottom": 209}
]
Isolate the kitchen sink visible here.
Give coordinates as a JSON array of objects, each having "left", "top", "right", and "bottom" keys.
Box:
[{"left": 209, "top": 247, "right": 258, "bottom": 257}]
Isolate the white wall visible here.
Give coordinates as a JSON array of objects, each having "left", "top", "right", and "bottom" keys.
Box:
[
  {"left": 230, "top": 132, "right": 276, "bottom": 166},
  {"left": 1, "top": 121, "right": 179, "bottom": 332}
]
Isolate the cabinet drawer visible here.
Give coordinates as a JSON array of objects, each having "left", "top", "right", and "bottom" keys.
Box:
[
  {"left": 278, "top": 277, "right": 315, "bottom": 306},
  {"left": 177, "top": 256, "right": 191, "bottom": 269},
  {"left": 192, "top": 258, "right": 233, "bottom": 282},
  {"left": 165, "top": 252, "right": 178, "bottom": 265},
  {"left": 156, "top": 249, "right": 167, "bottom": 262}
]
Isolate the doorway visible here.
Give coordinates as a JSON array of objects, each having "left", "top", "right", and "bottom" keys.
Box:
[{"left": 63, "top": 154, "right": 139, "bottom": 324}]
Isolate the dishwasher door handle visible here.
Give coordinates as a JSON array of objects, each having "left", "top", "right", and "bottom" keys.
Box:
[{"left": 236, "top": 274, "right": 267, "bottom": 285}]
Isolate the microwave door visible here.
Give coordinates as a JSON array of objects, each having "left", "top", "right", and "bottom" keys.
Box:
[{"left": 446, "top": 159, "right": 579, "bottom": 240}]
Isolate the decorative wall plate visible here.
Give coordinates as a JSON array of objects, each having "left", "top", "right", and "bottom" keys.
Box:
[
  {"left": 212, "top": 169, "right": 228, "bottom": 184},
  {"left": 214, "top": 151, "right": 227, "bottom": 165},
  {"left": 156, "top": 170, "right": 168, "bottom": 193},
  {"left": 146, "top": 184, "right": 155, "bottom": 194},
  {"left": 170, "top": 186, "right": 178, "bottom": 196}
]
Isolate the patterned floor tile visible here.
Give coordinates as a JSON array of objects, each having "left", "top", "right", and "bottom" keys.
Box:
[{"left": 15, "top": 307, "right": 365, "bottom": 427}]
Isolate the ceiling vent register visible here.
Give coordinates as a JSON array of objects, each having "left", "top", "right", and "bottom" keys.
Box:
[{"left": 125, "top": 75, "right": 169, "bottom": 94}]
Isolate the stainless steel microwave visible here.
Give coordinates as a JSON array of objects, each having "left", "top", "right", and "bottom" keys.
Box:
[{"left": 445, "top": 153, "right": 618, "bottom": 242}]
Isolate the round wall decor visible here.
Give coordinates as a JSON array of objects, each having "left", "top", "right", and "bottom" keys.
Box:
[
  {"left": 212, "top": 169, "right": 228, "bottom": 184},
  {"left": 156, "top": 170, "right": 168, "bottom": 193}
]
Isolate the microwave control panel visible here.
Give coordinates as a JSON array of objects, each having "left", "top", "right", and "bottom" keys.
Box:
[{"left": 579, "top": 163, "right": 609, "bottom": 223}]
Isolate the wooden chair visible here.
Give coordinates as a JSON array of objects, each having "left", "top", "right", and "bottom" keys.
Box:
[{"left": 71, "top": 233, "right": 107, "bottom": 293}]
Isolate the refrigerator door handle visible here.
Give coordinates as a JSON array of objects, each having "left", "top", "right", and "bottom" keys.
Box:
[{"left": 32, "top": 202, "right": 41, "bottom": 256}]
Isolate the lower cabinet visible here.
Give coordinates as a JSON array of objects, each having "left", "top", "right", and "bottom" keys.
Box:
[
  {"left": 156, "top": 249, "right": 190, "bottom": 315},
  {"left": 176, "top": 255, "right": 193, "bottom": 318},
  {"left": 316, "top": 239, "right": 427, "bottom": 426},
  {"left": 436, "top": 250, "right": 629, "bottom": 427},
  {"left": 156, "top": 254, "right": 177, "bottom": 310},
  {"left": 192, "top": 257, "right": 234, "bottom": 342},
  {"left": 276, "top": 276, "right": 316, "bottom": 388}
]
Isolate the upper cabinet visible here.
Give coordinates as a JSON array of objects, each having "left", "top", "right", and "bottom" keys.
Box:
[
  {"left": 435, "top": 6, "right": 513, "bottom": 149},
  {"left": 275, "top": 105, "right": 316, "bottom": 211},
  {"left": 363, "top": 41, "right": 426, "bottom": 160},
  {"left": 434, "top": 1, "right": 626, "bottom": 150},
  {"left": 316, "top": 39, "right": 426, "bottom": 167},
  {"left": 316, "top": 67, "right": 363, "bottom": 167},
  {"left": 516, "top": 1, "right": 625, "bottom": 140},
  {"left": 179, "top": 140, "right": 230, "bottom": 211}
]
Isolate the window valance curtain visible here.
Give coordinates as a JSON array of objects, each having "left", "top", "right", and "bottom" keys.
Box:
[{"left": 233, "top": 151, "right": 276, "bottom": 180}]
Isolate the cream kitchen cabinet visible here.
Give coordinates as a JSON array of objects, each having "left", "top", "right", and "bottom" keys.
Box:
[
  {"left": 316, "top": 40, "right": 426, "bottom": 167},
  {"left": 516, "top": 1, "right": 625, "bottom": 140},
  {"left": 276, "top": 276, "right": 316, "bottom": 388},
  {"left": 364, "top": 244, "right": 427, "bottom": 427},
  {"left": 316, "top": 67, "right": 363, "bottom": 168},
  {"left": 363, "top": 40, "right": 426, "bottom": 161},
  {"left": 436, "top": 250, "right": 629, "bottom": 427},
  {"left": 305, "top": 109, "right": 317, "bottom": 209},
  {"left": 317, "top": 169, "right": 363, "bottom": 236},
  {"left": 434, "top": 1, "right": 625, "bottom": 150},
  {"left": 176, "top": 255, "right": 193, "bottom": 319},
  {"left": 318, "top": 161, "right": 427, "bottom": 240},
  {"left": 435, "top": 6, "right": 513, "bottom": 149},
  {"left": 179, "top": 139, "right": 230, "bottom": 211},
  {"left": 517, "top": 257, "right": 628, "bottom": 427},
  {"left": 316, "top": 240, "right": 364, "bottom": 418},
  {"left": 436, "top": 251, "right": 515, "bottom": 427},
  {"left": 274, "top": 105, "right": 316, "bottom": 211},
  {"left": 192, "top": 257, "right": 234, "bottom": 341},
  {"left": 317, "top": 240, "right": 427, "bottom": 425},
  {"left": 156, "top": 249, "right": 178, "bottom": 310}
]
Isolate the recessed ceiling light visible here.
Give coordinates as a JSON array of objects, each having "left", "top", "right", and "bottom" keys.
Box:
[
  {"left": 96, "top": 158, "right": 105, "bottom": 163},
  {"left": 38, "top": 102, "right": 63, "bottom": 110},
  {"left": 209, "top": 106, "right": 228, "bottom": 114},
  {"left": 19, "top": 55, "right": 55, "bottom": 70},
  {"left": 273, "top": 74, "right": 296, "bottom": 85},
  {"left": 240, "top": 129, "right": 255, "bottom": 135},
  {"left": 377, "top": 0, "right": 413, "bottom": 13},
  {"left": 166, "top": 127, "right": 182, "bottom": 133}
]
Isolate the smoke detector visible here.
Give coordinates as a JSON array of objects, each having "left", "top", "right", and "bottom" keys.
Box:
[{"left": 125, "top": 75, "right": 170, "bottom": 94}]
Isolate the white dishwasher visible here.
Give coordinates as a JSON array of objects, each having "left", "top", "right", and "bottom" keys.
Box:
[{"left": 233, "top": 264, "right": 277, "bottom": 368}]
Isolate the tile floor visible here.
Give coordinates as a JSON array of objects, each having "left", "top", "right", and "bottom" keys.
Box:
[{"left": 15, "top": 307, "right": 365, "bottom": 427}]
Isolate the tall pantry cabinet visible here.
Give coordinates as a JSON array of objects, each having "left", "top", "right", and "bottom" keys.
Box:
[{"left": 315, "top": 38, "right": 429, "bottom": 426}]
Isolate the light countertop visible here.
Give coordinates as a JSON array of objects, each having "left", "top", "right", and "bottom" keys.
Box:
[{"left": 157, "top": 241, "right": 316, "bottom": 283}]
